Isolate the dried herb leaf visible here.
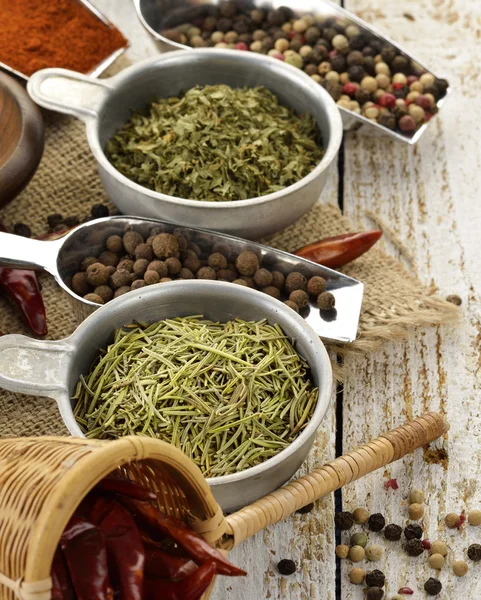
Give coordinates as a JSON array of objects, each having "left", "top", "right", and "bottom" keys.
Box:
[{"left": 106, "top": 85, "right": 324, "bottom": 202}]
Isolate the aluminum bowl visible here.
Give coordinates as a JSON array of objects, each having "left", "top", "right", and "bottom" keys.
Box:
[
  {"left": 134, "top": 0, "right": 452, "bottom": 144},
  {"left": 0, "top": 281, "right": 333, "bottom": 512},
  {"left": 27, "top": 49, "right": 343, "bottom": 240}
]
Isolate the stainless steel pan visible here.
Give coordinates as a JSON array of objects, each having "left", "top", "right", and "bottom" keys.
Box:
[
  {"left": 0, "top": 216, "right": 363, "bottom": 342},
  {"left": 0, "top": 281, "right": 333, "bottom": 512}
]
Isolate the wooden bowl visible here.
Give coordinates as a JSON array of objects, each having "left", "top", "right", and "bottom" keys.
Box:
[{"left": 0, "top": 71, "right": 44, "bottom": 207}]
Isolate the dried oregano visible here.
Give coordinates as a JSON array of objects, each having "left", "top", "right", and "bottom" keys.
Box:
[{"left": 106, "top": 85, "right": 324, "bottom": 201}]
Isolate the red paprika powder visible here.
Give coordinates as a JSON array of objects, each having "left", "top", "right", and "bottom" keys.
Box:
[{"left": 0, "top": 0, "right": 127, "bottom": 77}]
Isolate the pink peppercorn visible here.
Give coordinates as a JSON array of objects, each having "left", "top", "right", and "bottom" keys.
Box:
[
  {"left": 235, "top": 42, "right": 249, "bottom": 51},
  {"left": 273, "top": 52, "right": 285, "bottom": 60},
  {"left": 329, "top": 49, "right": 337, "bottom": 59},
  {"left": 416, "top": 95, "right": 432, "bottom": 110},
  {"left": 422, "top": 539, "right": 431, "bottom": 550},
  {"left": 424, "top": 112, "right": 434, "bottom": 122},
  {"left": 399, "top": 115, "right": 416, "bottom": 132},
  {"left": 398, "top": 588, "right": 414, "bottom": 595},
  {"left": 407, "top": 75, "right": 418, "bottom": 85},
  {"left": 343, "top": 82, "right": 358, "bottom": 96},
  {"left": 392, "top": 82, "right": 405, "bottom": 90},
  {"left": 378, "top": 93, "right": 396, "bottom": 109}
]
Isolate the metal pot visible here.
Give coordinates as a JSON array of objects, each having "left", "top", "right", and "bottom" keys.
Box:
[
  {"left": 27, "top": 49, "right": 343, "bottom": 240},
  {"left": 0, "top": 281, "right": 333, "bottom": 512}
]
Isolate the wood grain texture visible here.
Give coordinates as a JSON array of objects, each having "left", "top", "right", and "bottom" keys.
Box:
[{"left": 341, "top": 0, "right": 481, "bottom": 598}]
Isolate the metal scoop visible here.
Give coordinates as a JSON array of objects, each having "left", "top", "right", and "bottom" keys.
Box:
[{"left": 0, "top": 216, "right": 363, "bottom": 342}]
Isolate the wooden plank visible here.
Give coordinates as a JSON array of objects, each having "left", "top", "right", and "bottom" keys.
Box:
[
  {"left": 341, "top": 0, "right": 481, "bottom": 597},
  {"left": 90, "top": 2, "right": 339, "bottom": 598}
]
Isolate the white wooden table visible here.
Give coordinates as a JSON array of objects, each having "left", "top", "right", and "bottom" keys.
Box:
[{"left": 96, "top": 1, "right": 481, "bottom": 597}]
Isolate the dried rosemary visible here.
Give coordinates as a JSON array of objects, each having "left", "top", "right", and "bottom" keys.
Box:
[
  {"left": 106, "top": 85, "right": 324, "bottom": 202},
  {"left": 73, "top": 317, "right": 318, "bottom": 477}
]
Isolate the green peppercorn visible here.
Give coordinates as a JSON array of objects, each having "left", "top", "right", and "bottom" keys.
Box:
[
  {"left": 350, "top": 532, "right": 368, "bottom": 548},
  {"left": 380, "top": 45, "right": 397, "bottom": 64}
]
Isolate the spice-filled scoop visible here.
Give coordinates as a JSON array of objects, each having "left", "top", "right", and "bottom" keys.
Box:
[
  {"left": 0, "top": 216, "right": 363, "bottom": 342},
  {"left": 0, "top": 281, "right": 333, "bottom": 511}
]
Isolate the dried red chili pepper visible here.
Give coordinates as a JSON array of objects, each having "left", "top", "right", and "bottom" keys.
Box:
[
  {"left": 123, "top": 499, "right": 246, "bottom": 577},
  {"left": 295, "top": 230, "right": 382, "bottom": 268},
  {"left": 0, "top": 220, "right": 47, "bottom": 335},
  {"left": 144, "top": 561, "right": 216, "bottom": 600},
  {"left": 51, "top": 548, "right": 75, "bottom": 600},
  {"left": 145, "top": 547, "right": 197, "bottom": 579},
  {"left": 60, "top": 516, "right": 114, "bottom": 600},
  {"left": 96, "top": 475, "right": 157, "bottom": 501},
  {"left": 96, "top": 499, "right": 145, "bottom": 600},
  {"left": 384, "top": 478, "right": 399, "bottom": 491}
]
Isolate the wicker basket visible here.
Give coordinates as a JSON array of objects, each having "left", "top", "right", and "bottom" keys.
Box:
[{"left": 0, "top": 412, "right": 447, "bottom": 600}]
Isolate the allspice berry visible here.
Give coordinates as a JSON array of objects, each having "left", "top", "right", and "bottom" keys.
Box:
[
  {"left": 468, "top": 510, "right": 481, "bottom": 526},
  {"left": 152, "top": 233, "right": 180, "bottom": 259},
  {"left": 106, "top": 235, "right": 123, "bottom": 253},
  {"left": 217, "top": 269, "right": 237, "bottom": 282},
  {"left": 115, "top": 287, "right": 133, "bottom": 299},
  {"left": 197, "top": 266, "right": 217, "bottom": 280},
  {"left": 271, "top": 271, "right": 285, "bottom": 290},
  {"left": 98, "top": 250, "right": 120, "bottom": 268},
  {"left": 133, "top": 259, "right": 149, "bottom": 275},
  {"left": 144, "top": 270, "right": 160, "bottom": 285},
  {"left": 409, "top": 503, "right": 424, "bottom": 520},
  {"left": 317, "top": 292, "right": 335, "bottom": 311},
  {"left": 134, "top": 243, "right": 153, "bottom": 262},
  {"left": 233, "top": 279, "right": 248, "bottom": 286},
  {"left": 254, "top": 268, "right": 273, "bottom": 288},
  {"left": 335, "top": 544, "right": 349, "bottom": 559},
  {"left": 110, "top": 269, "right": 132, "bottom": 289},
  {"left": 349, "top": 545, "right": 365, "bottom": 562},
  {"left": 307, "top": 276, "right": 326, "bottom": 296},
  {"left": 72, "top": 272, "right": 91, "bottom": 296},
  {"left": 289, "top": 290, "right": 309, "bottom": 308},
  {"left": 86, "top": 263, "right": 109, "bottom": 287},
  {"left": 453, "top": 560, "right": 469, "bottom": 576},
  {"left": 84, "top": 293, "right": 104, "bottom": 304},
  {"left": 123, "top": 230, "right": 144, "bottom": 254},
  {"left": 353, "top": 507, "right": 369, "bottom": 524},
  {"left": 445, "top": 512, "right": 460, "bottom": 529},
  {"left": 207, "top": 252, "right": 228, "bottom": 271},
  {"left": 285, "top": 271, "right": 307, "bottom": 293},
  {"left": 165, "top": 257, "right": 182, "bottom": 275},
  {"left": 349, "top": 568, "right": 365, "bottom": 584},
  {"left": 147, "top": 260, "right": 168, "bottom": 278},
  {"left": 262, "top": 286, "right": 281, "bottom": 300},
  {"left": 183, "top": 254, "right": 201, "bottom": 274},
  {"left": 284, "top": 300, "right": 299, "bottom": 313},
  {"left": 430, "top": 541, "right": 448, "bottom": 557},
  {"left": 428, "top": 553, "right": 445, "bottom": 569},
  {"left": 365, "top": 545, "right": 383, "bottom": 562},
  {"left": 94, "top": 285, "right": 114, "bottom": 303},
  {"left": 236, "top": 251, "right": 259, "bottom": 276},
  {"left": 408, "top": 489, "right": 425, "bottom": 504},
  {"left": 179, "top": 268, "right": 194, "bottom": 279}
]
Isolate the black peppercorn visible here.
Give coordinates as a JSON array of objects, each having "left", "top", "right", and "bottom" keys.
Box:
[
  {"left": 217, "top": 17, "right": 233, "bottom": 32},
  {"left": 365, "top": 570, "right": 385, "bottom": 588},
  {"left": 349, "top": 35, "right": 366, "bottom": 50},
  {"left": 393, "top": 104, "right": 408, "bottom": 118},
  {"left": 423, "top": 84, "right": 439, "bottom": 99},
  {"left": 289, "top": 38, "right": 303, "bottom": 52},
  {"left": 363, "top": 56, "right": 376, "bottom": 75},
  {"left": 346, "top": 50, "right": 364, "bottom": 66},
  {"left": 330, "top": 53, "right": 346, "bottom": 72},
  {"left": 392, "top": 87, "right": 408, "bottom": 99},
  {"left": 305, "top": 26, "right": 321, "bottom": 44},
  {"left": 404, "top": 538, "right": 424, "bottom": 556},
  {"left": 91, "top": 204, "right": 109, "bottom": 219},
  {"left": 47, "top": 213, "right": 64, "bottom": 228},
  {"left": 335, "top": 511, "right": 355, "bottom": 530},
  {"left": 323, "top": 27, "right": 337, "bottom": 41},
  {"left": 266, "top": 9, "right": 285, "bottom": 26},
  {"left": 238, "top": 32, "right": 253, "bottom": 45},
  {"left": 297, "top": 502, "right": 314, "bottom": 514},
  {"left": 309, "top": 46, "right": 328, "bottom": 64},
  {"left": 366, "top": 587, "right": 384, "bottom": 600},
  {"left": 435, "top": 78, "right": 449, "bottom": 95},
  {"left": 362, "top": 45, "right": 375, "bottom": 56},
  {"left": 384, "top": 523, "right": 402, "bottom": 541},
  {"left": 64, "top": 215, "right": 80, "bottom": 227},
  {"left": 233, "top": 17, "right": 252, "bottom": 34},
  {"left": 219, "top": 0, "right": 237, "bottom": 18},
  {"left": 424, "top": 577, "right": 442, "bottom": 596},
  {"left": 13, "top": 223, "right": 32, "bottom": 238},
  {"left": 378, "top": 114, "right": 396, "bottom": 130},
  {"left": 325, "top": 81, "right": 343, "bottom": 101},
  {"left": 355, "top": 87, "right": 371, "bottom": 105},
  {"left": 272, "top": 29, "right": 286, "bottom": 41},
  {"left": 381, "top": 45, "right": 397, "bottom": 64},
  {"left": 367, "top": 513, "right": 385, "bottom": 532},
  {"left": 404, "top": 524, "right": 423, "bottom": 540},
  {"left": 347, "top": 65, "right": 364, "bottom": 82},
  {"left": 277, "top": 559, "right": 296, "bottom": 575},
  {"left": 316, "top": 38, "right": 331, "bottom": 51},
  {"left": 468, "top": 543, "right": 481, "bottom": 561},
  {"left": 392, "top": 54, "right": 410, "bottom": 72},
  {"left": 370, "top": 39, "right": 382, "bottom": 53}
]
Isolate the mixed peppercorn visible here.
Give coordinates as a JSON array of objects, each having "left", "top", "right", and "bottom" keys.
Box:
[{"left": 161, "top": 1, "right": 449, "bottom": 138}]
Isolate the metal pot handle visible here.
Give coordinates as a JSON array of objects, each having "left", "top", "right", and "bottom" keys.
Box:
[
  {"left": 0, "top": 335, "right": 72, "bottom": 399},
  {"left": 27, "top": 68, "right": 112, "bottom": 121},
  {"left": 0, "top": 232, "right": 61, "bottom": 272}
]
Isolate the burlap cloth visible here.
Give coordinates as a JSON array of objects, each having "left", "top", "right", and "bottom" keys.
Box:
[{"left": 0, "top": 61, "right": 458, "bottom": 437}]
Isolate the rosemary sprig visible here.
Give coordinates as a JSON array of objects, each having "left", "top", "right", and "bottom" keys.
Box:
[{"left": 73, "top": 317, "right": 319, "bottom": 477}]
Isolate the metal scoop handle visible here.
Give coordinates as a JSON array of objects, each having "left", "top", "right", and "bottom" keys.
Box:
[{"left": 0, "top": 232, "right": 60, "bottom": 273}]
